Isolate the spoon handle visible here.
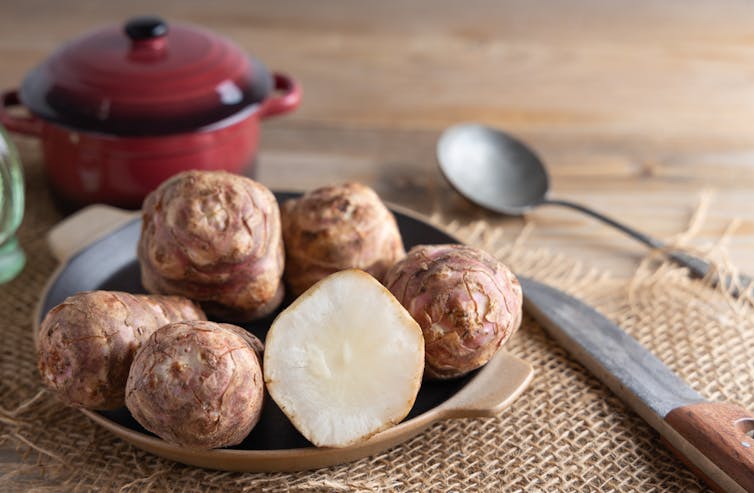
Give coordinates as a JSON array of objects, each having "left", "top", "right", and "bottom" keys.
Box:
[
  {"left": 666, "top": 250, "right": 754, "bottom": 297},
  {"left": 543, "top": 198, "right": 753, "bottom": 296}
]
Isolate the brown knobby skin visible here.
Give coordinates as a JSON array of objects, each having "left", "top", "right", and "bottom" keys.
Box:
[
  {"left": 37, "top": 291, "right": 206, "bottom": 410},
  {"left": 138, "top": 170, "right": 284, "bottom": 321},
  {"left": 125, "top": 321, "right": 264, "bottom": 449},
  {"left": 384, "top": 244, "right": 523, "bottom": 379},
  {"left": 281, "top": 182, "right": 405, "bottom": 296}
]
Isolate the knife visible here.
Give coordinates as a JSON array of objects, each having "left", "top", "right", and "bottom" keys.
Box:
[{"left": 519, "top": 276, "right": 754, "bottom": 493}]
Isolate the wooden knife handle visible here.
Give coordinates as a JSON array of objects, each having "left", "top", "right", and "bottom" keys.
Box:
[{"left": 665, "top": 402, "right": 754, "bottom": 492}]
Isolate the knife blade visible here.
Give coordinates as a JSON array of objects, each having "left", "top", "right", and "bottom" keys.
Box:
[{"left": 519, "top": 276, "right": 754, "bottom": 493}]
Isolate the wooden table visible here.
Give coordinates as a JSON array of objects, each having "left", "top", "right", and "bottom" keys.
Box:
[
  {"left": 3, "top": 0, "right": 754, "bottom": 485},
  {"left": 3, "top": 0, "right": 754, "bottom": 278}
]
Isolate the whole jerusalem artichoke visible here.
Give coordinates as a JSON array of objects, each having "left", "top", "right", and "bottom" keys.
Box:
[
  {"left": 126, "top": 321, "right": 264, "bottom": 449},
  {"left": 138, "top": 171, "right": 284, "bottom": 321},
  {"left": 384, "top": 244, "right": 522, "bottom": 379},
  {"left": 281, "top": 182, "right": 405, "bottom": 296}
]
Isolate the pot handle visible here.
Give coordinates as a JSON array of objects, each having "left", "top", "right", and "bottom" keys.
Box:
[
  {"left": 0, "top": 90, "right": 43, "bottom": 137},
  {"left": 259, "top": 72, "right": 302, "bottom": 119}
]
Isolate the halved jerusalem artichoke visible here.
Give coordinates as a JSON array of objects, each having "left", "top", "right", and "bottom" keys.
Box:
[{"left": 264, "top": 269, "right": 424, "bottom": 448}]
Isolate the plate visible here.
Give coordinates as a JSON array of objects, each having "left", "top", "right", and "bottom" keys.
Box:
[{"left": 35, "top": 193, "right": 533, "bottom": 472}]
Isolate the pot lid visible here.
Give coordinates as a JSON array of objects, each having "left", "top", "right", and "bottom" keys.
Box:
[{"left": 20, "top": 16, "right": 272, "bottom": 136}]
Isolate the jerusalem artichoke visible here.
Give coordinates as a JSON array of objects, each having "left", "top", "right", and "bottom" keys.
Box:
[
  {"left": 384, "top": 244, "right": 522, "bottom": 379},
  {"left": 138, "top": 170, "right": 284, "bottom": 321},
  {"left": 37, "top": 291, "right": 205, "bottom": 409}
]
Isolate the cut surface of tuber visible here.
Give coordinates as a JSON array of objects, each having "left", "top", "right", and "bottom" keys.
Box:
[{"left": 264, "top": 269, "right": 424, "bottom": 448}]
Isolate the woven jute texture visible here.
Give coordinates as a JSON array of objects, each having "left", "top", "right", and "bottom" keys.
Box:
[{"left": 2, "top": 151, "right": 753, "bottom": 492}]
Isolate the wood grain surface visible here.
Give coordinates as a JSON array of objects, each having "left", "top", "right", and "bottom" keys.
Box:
[
  {"left": 2, "top": 0, "right": 754, "bottom": 278},
  {"left": 3, "top": 0, "right": 754, "bottom": 483}
]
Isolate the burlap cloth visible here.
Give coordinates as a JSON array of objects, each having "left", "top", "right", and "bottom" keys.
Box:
[{"left": 2, "top": 147, "right": 752, "bottom": 492}]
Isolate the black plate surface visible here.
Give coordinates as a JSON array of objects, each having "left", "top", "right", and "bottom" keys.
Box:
[{"left": 40, "top": 192, "right": 471, "bottom": 450}]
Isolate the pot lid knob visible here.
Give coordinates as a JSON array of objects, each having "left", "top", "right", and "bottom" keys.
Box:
[{"left": 125, "top": 16, "right": 168, "bottom": 41}]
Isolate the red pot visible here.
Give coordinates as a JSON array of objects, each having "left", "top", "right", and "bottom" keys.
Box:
[{"left": 0, "top": 17, "right": 301, "bottom": 208}]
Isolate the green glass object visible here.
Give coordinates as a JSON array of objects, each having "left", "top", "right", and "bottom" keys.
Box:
[{"left": 0, "top": 125, "right": 25, "bottom": 283}]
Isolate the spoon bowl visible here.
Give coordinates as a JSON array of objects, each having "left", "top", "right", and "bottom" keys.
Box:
[{"left": 437, "top": 123, "right": 549, "bottom": 215}]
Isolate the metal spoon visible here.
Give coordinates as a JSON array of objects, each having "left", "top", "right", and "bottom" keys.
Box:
[{"left": 437, "top": 122, "right": 751, "bottom": 294}]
